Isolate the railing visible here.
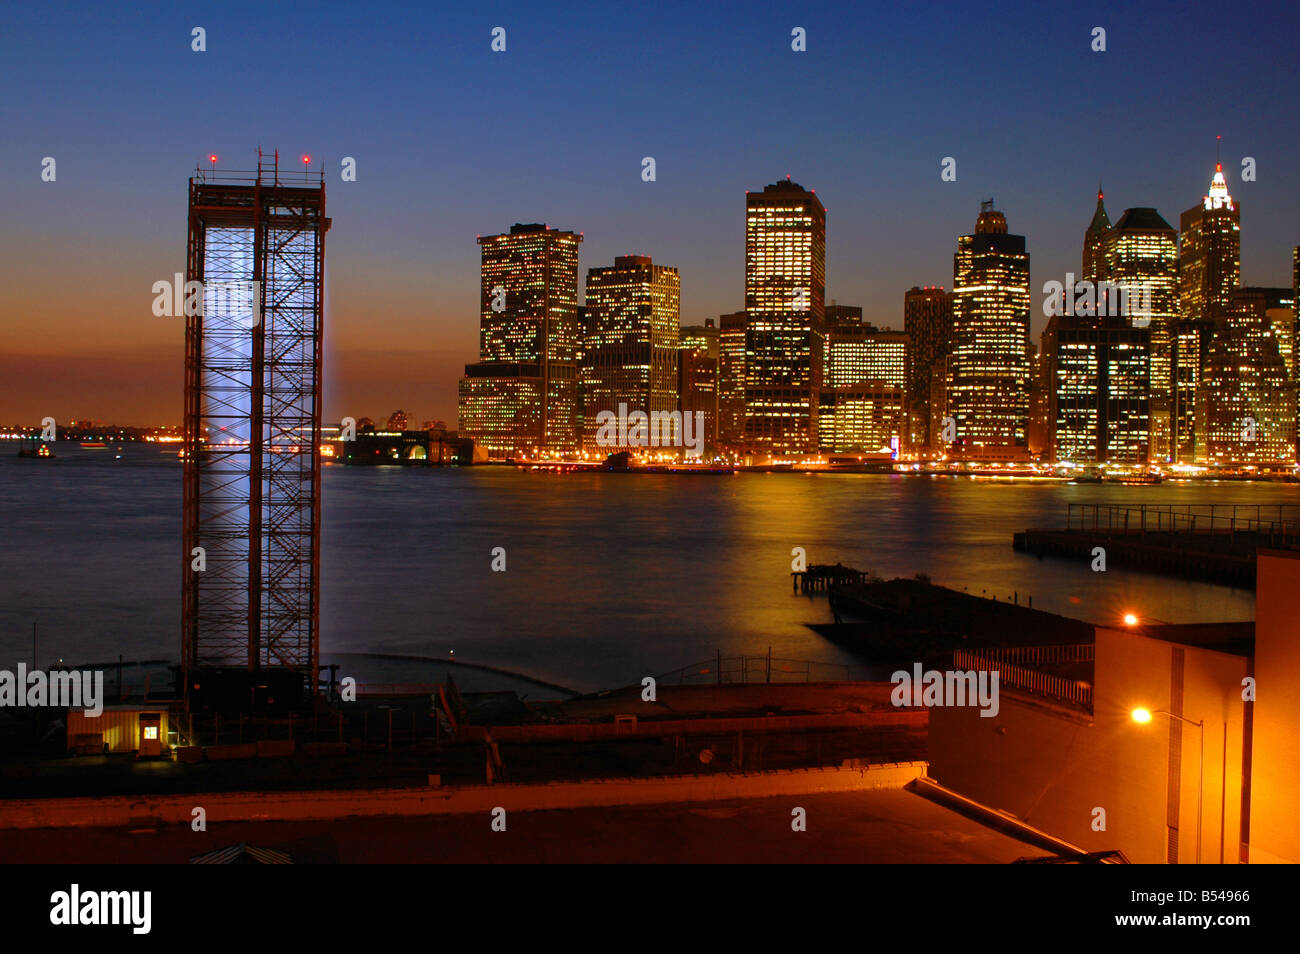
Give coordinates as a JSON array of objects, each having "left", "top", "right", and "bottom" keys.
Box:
[
  {"left": 355, "top": 683, "right": 440, "bottom": 698},
  {"left": 970, "top": 644, "right": 1095, "bottom": 666},
  {"left": 655, "top": 654, "right": 877, "bottom": 686},
  {"left": 1066, "top": 503, "right": 1300, "bottom": 537},
  {"left": 952, "top": 648, "right": 1093, "bottom": 710},
  {"left": 185, "top": 707, "right": 433, "bottom": 749}
]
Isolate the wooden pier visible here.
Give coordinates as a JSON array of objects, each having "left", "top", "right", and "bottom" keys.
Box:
[
  {"left": 792, "top": 563, "right": 871, "bottom": 593},
  {"left": 807, "top": 577, "right": 1094, "bottom": 665}
]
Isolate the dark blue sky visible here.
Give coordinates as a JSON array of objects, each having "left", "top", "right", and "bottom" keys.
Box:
[{"left": 2, "top": 0, "right": 1298, "bottom": 423}]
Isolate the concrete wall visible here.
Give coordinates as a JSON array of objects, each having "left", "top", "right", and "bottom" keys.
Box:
[
  {"left": 929, "top": 630, "right": 1249, "bottom": 864},
  {"left": 0, "top": 761, "right": 926, "bottom": 831},
  {"left": 1095, "top": 626, "right": 1249, "bottom": 865},
  {"left": 927, "top": 691, "right": 1119, "bottom": 854},
  {"left": 1252, "top": 550, "right": 1300, "bottom": 863}
]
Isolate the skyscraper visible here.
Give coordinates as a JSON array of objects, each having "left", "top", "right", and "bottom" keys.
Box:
[
  {"left": 458, "top": 223, "right": 583, "bottom": 457},
  {"left": 1194, "top": 287, "right": 1298, "bottom": 467},
  {"left": 743, "top": 178, "right": 826, "bottom": 456},
  {"left": 717, "top": 311, "right": 747, "bottom": 449},
  {"left": 825, "top": 311, "right": 906, "bottom": 390},
  {"left": 820, "top": 306, "right": 905, "bottom": 455},
  {"left": 679, "top": 320, "right": 719, "bottom": 454},
  {"left": 1027, "top": 340, "right": 1050, "bottom": 459},
  {"left": 1176, "top": 165, "right": 1241, "bottom": 461},
  {"left": 1102, "top": 207, "right": 1178, "bottom": 461},
  {"left": 903, "top": 285, "right": 953, "bottom": 454},
  {"left": 949, "top": 201, "right": 1031, "bottom": 459},
  {"left": 1294, "top": 246, "right": 1299, "bottom": 449},
  {"left": 679, "top": 320, "right": 720, "bottom": 361},
  {"left": 1179, "top": 163, "right": 1241, "bottom": 323},
  {"left": 182, "top": 156, "right": 329, "bottom": 695},
  {"left": 1195, "top": 322, "right": 1295, "bottom": 467},
  {"left": 818, "top": 384, "right": 905, "bottom": 455},
  {"left": 1053, "top": 312, "right": 1151, "bottom": 465},
  {"left": 581, "top": 255, "right": 681, "bottom": 452}
]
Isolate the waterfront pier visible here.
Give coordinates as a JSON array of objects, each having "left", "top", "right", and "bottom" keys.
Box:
[{"left": 1014, "top": 503, "right": 1300, "bottom": 588}]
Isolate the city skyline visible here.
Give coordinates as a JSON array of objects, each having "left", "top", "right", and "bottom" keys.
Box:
[
  {"left": 11, "top": 0, "right": 1300, "bottom": 889},
  {"left": 8, "top": 161, "right": 1293, "bottom": 437},
  {"left": 3, "top": 0, "right": 1299, "bottom": 425}
]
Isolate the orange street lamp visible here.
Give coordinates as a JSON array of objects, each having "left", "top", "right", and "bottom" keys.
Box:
[
  {"left": 1123, "top": 613, "right": 1139, "bottom": 626},
  {"left": 1131, "top": 707, "right": 1204, "bottom": 864}
]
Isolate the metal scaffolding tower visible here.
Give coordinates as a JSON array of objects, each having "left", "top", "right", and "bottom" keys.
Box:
[{"left": 182, "top": 151, "right": 330, "bottom": 699}]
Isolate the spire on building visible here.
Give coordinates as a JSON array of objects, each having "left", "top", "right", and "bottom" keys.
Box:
[
  {"left": 1205, "top": 163, "right": 1234, "bottom": 211},
  {"left": 1088, "top": 185, "right": 1111, "bottom": 234}
]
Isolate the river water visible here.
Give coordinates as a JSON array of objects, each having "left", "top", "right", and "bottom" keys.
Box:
[{"left": 0, "top": 442, "right": 1285, "bottom": 692}]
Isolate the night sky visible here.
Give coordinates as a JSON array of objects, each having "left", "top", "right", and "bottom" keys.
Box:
[{"left": 2, "top": 0, "right": 1297, "bottom": 425}]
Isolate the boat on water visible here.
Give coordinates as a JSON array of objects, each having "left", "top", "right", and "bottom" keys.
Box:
[
  {"left": 16, "top": 439, "right": 55, "bottom": 459},
  {"left": 1110, "top": 472, "right": 1163, "bottom": 485},
  {"left": 601, "top": 451, "right": 734, "bottom": 474},
  {"left": 80, "top": 440, "right": 107, "bottom": 448}
]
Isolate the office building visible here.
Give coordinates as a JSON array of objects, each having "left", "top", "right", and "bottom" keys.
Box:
[
  {"left": 949, "top": 201, "right": 1031, "bottom": 459},
  {"left": 743, "top": 178, "right": 826, "bottom": 456},
  {"left": 581, "top": 255, "right": 681, "bottom": 452},
  {"left": 904, "top": 285, "right": 953, "bottom": 454},
  {"left": 458, "top": 223, "right": 583, "bottom": 457}
]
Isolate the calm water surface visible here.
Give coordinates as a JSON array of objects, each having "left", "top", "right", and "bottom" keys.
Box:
[{"left": 0, "top": 442, "right": 1286, "bottom": 691}]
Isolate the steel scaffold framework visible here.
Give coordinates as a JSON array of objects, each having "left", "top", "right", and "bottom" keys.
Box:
[{"left": 182, "top": 154, "right": 330, "bottom": 691}]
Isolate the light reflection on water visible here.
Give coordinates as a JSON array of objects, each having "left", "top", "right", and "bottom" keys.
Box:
[{"left": 0, "top": 443, "right": 1282, "bottom": 692}]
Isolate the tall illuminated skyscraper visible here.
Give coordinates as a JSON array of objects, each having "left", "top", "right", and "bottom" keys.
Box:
[
  {"left": 581, "top": 255, "right": 681, "bottom": 452},
  {"left": 1172, "top": 163, "right": 1240, "bottom": 462},
  {"left": 903, "top": 285, "right": 953, "bottom": 453},
  {"left": 458, "top": 223, "right": 583, "bottom": 457},
  {"left": 743, "top": 178, "right": 826, "bottom": 456},
  {"left": 1053, "top": 312, "right": 1151, "bottom": 465},
  {"left": 1179, "top": 163, "right": 1241, "bottom": 323},
  {"left": 949, "top": 201, "right": 1031, "bottom": 459},
  {"left": 1102, "top": 207, "right": 1178, "bottom": 461}
]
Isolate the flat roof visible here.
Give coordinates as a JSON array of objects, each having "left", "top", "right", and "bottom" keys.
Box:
[
  {"left": 1108, "top": 621, "right": 1254, "bottom": 657},
  {"left": 0, "top": 789, "right": 1045, "bottom": 863}
]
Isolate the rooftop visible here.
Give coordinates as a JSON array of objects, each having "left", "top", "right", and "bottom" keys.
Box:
[
  {"left": 1112, "top": 620, "right": 1255, "bottom": 657},
  {"left": 1112, "top": 206, "right": 1174, "bottom": 232}
]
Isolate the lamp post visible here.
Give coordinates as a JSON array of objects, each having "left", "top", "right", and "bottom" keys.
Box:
[{"left": 1132, "top": 707, "right": 1204, "bottom": 864}]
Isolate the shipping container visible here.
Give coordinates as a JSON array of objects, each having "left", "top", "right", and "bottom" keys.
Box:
[{"left": 66, "top": 705, "right": 169, "bottom": 755}]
